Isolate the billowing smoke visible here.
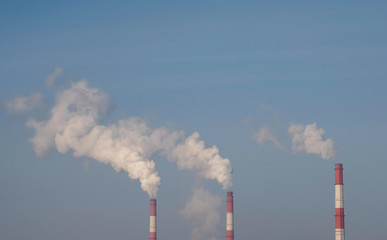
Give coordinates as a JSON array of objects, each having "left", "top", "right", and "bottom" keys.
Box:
[
  {"left": 288, "top": 123, "right": 336, "bottom": 160},
  {"left": 254, "top": 125, "right": 284, "bottom": 150},
  {"left": 26, "top": 80, "right": 232, "bottom": 198},
  {"left": 163, "top": 115, "right": 232, "bottom": 238},
  {"left": 5, "top": 93, "right": 43, "bottom": 113},
  {"left": 167, "top": 132, "right": 232, "bottom": 190},
  {"left": 27, "top": 81, "right": 167, "bottom": 197},
  {"left": 26, "top": 81, "right": 110, "bottom": 157},
  {"left": 181, "top": 187, "right": 222, "bottom": 240},
  {"left": 167, "top": 132, "right": 232, "bottom": 239}
]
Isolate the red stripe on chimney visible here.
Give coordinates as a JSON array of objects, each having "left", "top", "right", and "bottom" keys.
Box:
[
  {"left": 335, "top": 208, "right": 345, "bottom": 229},
  {"left": 335, "top": 164, "right": 343, "bottom": 185}
]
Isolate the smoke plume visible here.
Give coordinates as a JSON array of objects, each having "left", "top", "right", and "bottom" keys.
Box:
[
  {"left": 26, "top": 80, "right": 232, "bottom": 197},
  {"left": 167, "top": 132, "right": 232, "bottom": 190},
  {"left": 45, "top": 67, "right": 63, "bottom": 87},
  {"left": 288, "top": 123, "right": 336, "bottom": 160},
  {"left": 254, "top": 125, "right": 284, "bottom": 150},
  {"left": 181, "top": 187, "right": 222, "bottom": 240},
  {"left": 5, "top": 93, "right": 43, "bottom": 113},
  {"left": 27, "top": 81, "right": 166, "bottom": 197}
]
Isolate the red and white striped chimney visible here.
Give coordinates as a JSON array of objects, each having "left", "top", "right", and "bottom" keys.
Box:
[
  {"left": 150, "top": 199, "right": 157, "bottom": 240},
  {"left": 226, "top": 191, "right": 234, "bottom": 240},
  {"left": 335, "top": 164, "right": 345, "bottom": 240}
]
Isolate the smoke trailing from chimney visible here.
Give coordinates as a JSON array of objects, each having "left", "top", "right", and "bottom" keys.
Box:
[
  {"left": 26, "top": 80, "right": 232, "bottom": 197},
  {"left": 166, "top": 132, "right": 232, "bottom": 190},
  {"left": 288, "top": 122, "right": 336, "bottom": 160}
]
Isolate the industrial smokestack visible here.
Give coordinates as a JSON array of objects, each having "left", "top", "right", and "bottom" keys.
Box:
[
  {"left": 150, "top": 199, "right": 157, "bottom": 240},
  {"left": 226, "top": 192, "right": 234, "bottom": 240},
  {"left": 335, "top": 164, "right": 345, "bottom": 240}
]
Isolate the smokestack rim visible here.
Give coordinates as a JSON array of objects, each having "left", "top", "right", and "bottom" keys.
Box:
[
  {"left": 335, "top": 163, "right": 343, "bottom": 170},
  {"left": 335, "top": 163, "right": 344, "bottom": 185}
]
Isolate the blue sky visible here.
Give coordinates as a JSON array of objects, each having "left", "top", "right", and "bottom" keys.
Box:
[{"left": 1, "top": 1, "right": 386, "bottom": 239}]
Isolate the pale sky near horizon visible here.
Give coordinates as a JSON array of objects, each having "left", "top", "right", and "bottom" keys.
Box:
[{"left": 1, "top": 1, "right": 387, "bottom": 240}]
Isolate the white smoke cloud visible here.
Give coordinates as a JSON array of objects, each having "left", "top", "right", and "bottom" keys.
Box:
[
  {"left": 45, "top": 67, "right": 63, "bottom": 87},
  {"left": 288, "top": 123, "right": 336, "bottom": 160},
  {"left": 27, "top": 81, "right": 166, "bottom": 197},
  {"left": 181, "top": 187, "right": 222, "bottom": 240},
  {"left": 26, "top": 80, "right": 232, "bottom": 198},
  {"left": 254, "top": 125, "right": 284, "bottom": 150},
  {"left": 5, "top": 93, "right": 43, "bottom": 113},
  {"left": 167, "top": 132, "right": 233, "bottom": 190},
  {"left": 26, "top": 80, "right": 109, "bottom": 157}
]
